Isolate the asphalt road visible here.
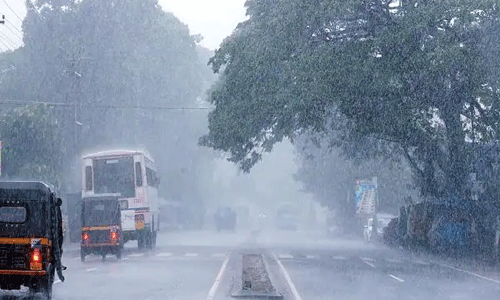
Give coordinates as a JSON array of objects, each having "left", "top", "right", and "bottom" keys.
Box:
[{"left": 2, "top": 229, "right": 500, "bottom": 300}]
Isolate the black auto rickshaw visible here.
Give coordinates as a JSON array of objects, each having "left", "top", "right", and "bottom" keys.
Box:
[
  {"left": 0, "top": 181, "right": 65, "bottom": 299},
  {"left": 80, "top": 195, "right": 122, "bottom": 261}
]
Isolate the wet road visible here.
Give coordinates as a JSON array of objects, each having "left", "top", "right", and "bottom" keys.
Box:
[{"left": 2, "top": 230, "right": 500, "bottom": 300}]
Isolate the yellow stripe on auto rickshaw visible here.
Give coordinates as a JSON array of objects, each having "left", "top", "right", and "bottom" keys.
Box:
[
  {"left": 81, "top": 226, "right": 113, "bottom": 231},
  {"left": 0, "top": 237, "right": 50, "bottom": 245},
  {"left": 0, "top": 270, "right": 47, "bottom": 276}
]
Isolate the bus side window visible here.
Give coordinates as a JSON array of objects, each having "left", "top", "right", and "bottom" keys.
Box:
[
  {"left": 146, "top": 168, "right": 157, "bottom": 187},
  {"left": 135, "top": 162, "right": 143, "bottom": 187},
  {"left": 85, "top": 166, "right": 93, "bottom": 191}
]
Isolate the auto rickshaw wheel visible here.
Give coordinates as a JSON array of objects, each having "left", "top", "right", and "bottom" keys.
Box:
[
  {"left": 80, "top": 250, "right": 86, "bottom": 262},
  {"left": 42, "top": 266, "right": 55, "bottom": 299},
  {"left": 116, "top": 248, "right": 122, "bottom": 260}
]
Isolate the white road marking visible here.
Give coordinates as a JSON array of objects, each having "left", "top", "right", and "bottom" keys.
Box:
[
  {"left": 212, "top": 253, "right": 226, "bottom": 258},
  {"left": 277, "top": 253, "right": 294, "bottom": 259},
  {"left": 414, "top": 260, "right": 430, "bottom": 266},
  {"left": 361, "top": 257, "right": 375, "bottom": 262},
  {"left": 436, "top": 263, "right": 500, "bottom": 284},
  {"left": 85, "top": 267, "right": 98, "bottom": 272},
  {"left": 184, "top": 253, "right": 198, "bottom": 257},
  {"left": 364, "top": 261, "right": 376, "bottom": 268},
  {"left": 128, "top": 253, "right": 144, "bottom": 258},
  {"left": 274, "top": 253, "right": 303, "bottom": 300},
  {"left": 206, "top": 254, "right": 230, "bottom": 300},
  {"left": 156, "top": 252, "right": 173, "bottom": 257},
  {"left": 388, "top": 274, "right": 405, "bottom": 282},
  {"left": 332, "top": 255, "right": 348, "bottom": 260},
  {"left": 54, "top": 280, "right": 62, "bottom": 284},
  {"left": 306, "top": 255, "right": 317, "bottom": 259}
]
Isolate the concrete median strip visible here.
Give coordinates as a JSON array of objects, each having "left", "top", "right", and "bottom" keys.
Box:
[{"left": 232, "top": 253, "right": 284, "bottom": 299}]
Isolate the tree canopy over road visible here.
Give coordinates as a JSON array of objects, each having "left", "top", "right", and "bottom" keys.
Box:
[{"left": 202, "top": 0, "right": 500, "bottom": 204}]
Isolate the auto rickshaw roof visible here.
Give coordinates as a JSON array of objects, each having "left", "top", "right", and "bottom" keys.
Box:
[
  {"left": 0, "top": 181, "right": 52, "bottom": 194},
  {"left": 82, "top": 193, "right": 121, "bottom": 201}
]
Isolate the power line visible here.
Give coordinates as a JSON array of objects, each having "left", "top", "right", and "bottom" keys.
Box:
[
  {"left": 3, "top": 21, "right": 22, "bottom": 41},
  {"left": 0, "top": 29, "right": 17, "bottom": 48},
  {"left": 5, "top": 20, "right": 20, "bottom": 34},
  {"left": 0, "top": 100, "right": 212, "bottom": 110},
  {"left": 0, "top": 36, "right": 12, "bottom": 51},
  {"left": 2, "top": 0, "right": 23, "bottom": 22}
]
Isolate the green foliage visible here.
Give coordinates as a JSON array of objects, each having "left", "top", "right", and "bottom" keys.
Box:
[
  {"left": 0, "top": 104, "right": 66, "bottom": 190},
  {"left": 202, "top": 0, "right": 500, "bottom": 200}
]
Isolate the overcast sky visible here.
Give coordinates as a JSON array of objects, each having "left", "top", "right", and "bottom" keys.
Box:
[{"left": 0, "top": 0, "right": 247, "bottom": 51}]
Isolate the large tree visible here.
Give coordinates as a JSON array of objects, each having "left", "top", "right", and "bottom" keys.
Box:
[
  {"left": 0, "top": 104, "right": 66, "bottom": 190},
  {"left": 0, "top": 0, "right": 216, "bottom": 202},
  {"left": 201, "top": 0, "right": 500, "bottom": 202}
]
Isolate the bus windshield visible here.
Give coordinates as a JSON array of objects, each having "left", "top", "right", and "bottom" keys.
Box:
[{"left": 93, "top": 157, "right": 135, "bottom": 198}]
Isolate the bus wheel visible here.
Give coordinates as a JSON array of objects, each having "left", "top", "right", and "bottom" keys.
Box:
[
  {"left": 152, "top": 231, "right": 157, "bottom": 248},
  {"left": 138, "top": 234, "right": 145, "bottom": 250},
  {"left": 146, "top": 231, "right": 153, "bottom": 250},
  {"left": 80, "top": 250, "right": 86, "bottom": 262}
]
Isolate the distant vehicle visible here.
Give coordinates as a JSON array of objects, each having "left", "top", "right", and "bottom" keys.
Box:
[
  {"left": 214, "top": 207, "right": 236, "bottom": 231},
  {"left": 82, "top": 150, "right": 160, "bottom": 250},
  {"left": 363, "top": 214, "right": 394, "bottom": 243},
  {"left": 0, "top": 181, "right": 65, "bottom": 299},
  {"left": 80, "top": 195, "right": 123, "bottom": 261},
  {"left": 275, "top": 204, "right": 299, "bottom": 231}
]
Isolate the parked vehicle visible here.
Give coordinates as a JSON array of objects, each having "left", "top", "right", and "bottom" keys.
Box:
[
  {"left": 80, "top": 195, "right": 123, "bottom": 261},
  {"left": 0, "top": 181, "right": 65, "bottom": 299},
  {"left": 363, "top": 214, "right": 394, "bottom": 243}
]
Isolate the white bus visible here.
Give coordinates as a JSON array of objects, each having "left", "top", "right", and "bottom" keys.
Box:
[{"left": 81, "top": 150, "right": 160, "bottom": 249}]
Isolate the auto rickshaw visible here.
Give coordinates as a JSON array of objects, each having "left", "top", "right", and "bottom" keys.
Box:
[
  {"left": 80, "top": 195, "right": 122, "bottom": 261},
  {"left": 0, "top": 181, "right": 65, "bottom": 299}
]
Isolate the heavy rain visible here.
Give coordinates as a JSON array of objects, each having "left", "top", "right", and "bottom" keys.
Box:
[{"left": 0, "top": 0, "right": 499, "bottom": 299}]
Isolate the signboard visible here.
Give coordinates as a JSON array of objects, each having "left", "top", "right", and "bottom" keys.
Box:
[{"left": 354, "top": 177, "right": 377, "bottom": 215}]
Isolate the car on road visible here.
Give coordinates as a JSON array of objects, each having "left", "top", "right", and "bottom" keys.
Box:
[
  {"left": 275, "top": 203, "right": 299, "bottom": 231},
  {"left": 214, "top": 206, "right": 237, "bottom": 231}
]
